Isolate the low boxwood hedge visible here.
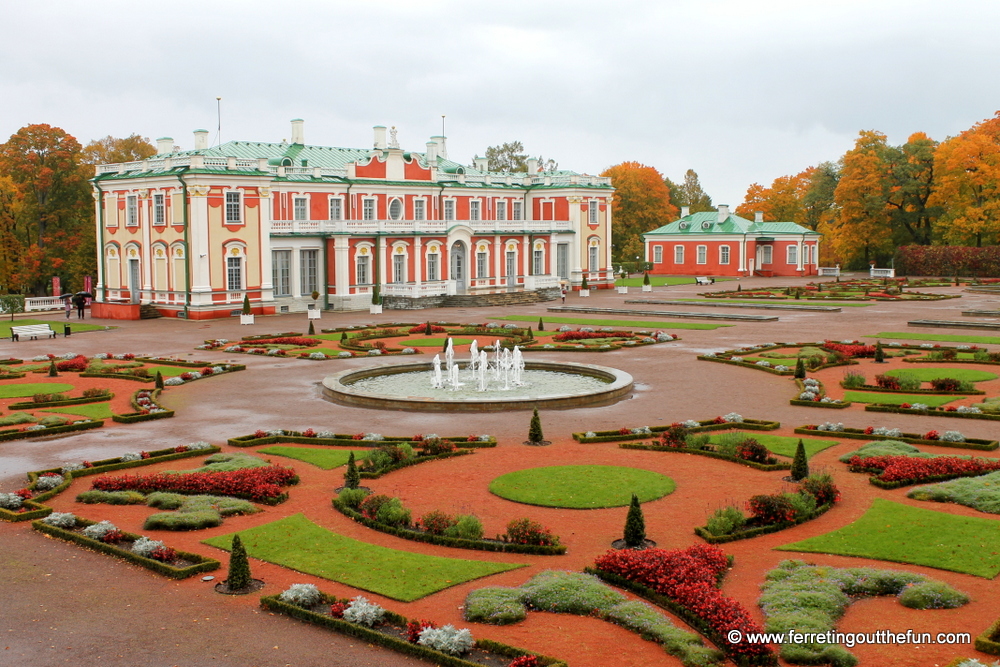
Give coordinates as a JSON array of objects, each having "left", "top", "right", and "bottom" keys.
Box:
[
  {"left": 0, "top": 419, "right": 103, "bottom": 443},
  {"left": 0, "top": 499, "right": 52, "bottom": 523},
  {"left": 976, "top": 618, "right": 1000, "bottom": 656},
  {"left": 79, "top": 372, "right": 153, "bottom": 383},
  {"left": 228, "top": 432, "right": 497, "bottom": 448},
  {"left": 260, "top": 593, "right": 566, "bottom": 667},
  {"left": 332, "top": 498, "right": 566, "bottom": 555},
  {"left": 789, "top": 399, "right": 852, "bottom": 409},
  {"left": 694, "top": 503, "right": 834, "bottom": 544},
  {"left": 359, "top": 449, "right": 473, "bottom": 479},
  {"left": 864, "top": 404, "right": 1000, "bottom": 422},
  {"left": 573, "top": 418, "right": 780, "bottom": 443},
  {"left": 32, "top": 518, "right": 219, "bottom": 579},
  {"left": 8, "top": 393, "right": 114, "bottom": 410},
  {"left": 619, "top": 443, "right": 792, "bottom": 471},
  {"left": 135, "top": 357, "right": 216, "bottom": 368},
  {"left": 840, "top": 382, "right": 984, "bottom": 395},
  {"left": 113, "top": 410, "right": 175, "bottom": 423},
  {"left": 697, "top": 355, "right": 796, "bottom": 375},
  {"left": 27, "top": 445, "right": 222, "bottom": 485},
  {"left": 793, "top": 426, "right": 998, "bottom": 451},
  {"left": 0, "top": 358, "right": 23, "bottom": 365},
  {"left": 0, "top": 370, "right": 27, "bottom": 379}
]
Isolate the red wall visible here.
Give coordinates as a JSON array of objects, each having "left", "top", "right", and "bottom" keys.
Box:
[{"left": 648, "top": 239, "right": 818, "bottom": 277}]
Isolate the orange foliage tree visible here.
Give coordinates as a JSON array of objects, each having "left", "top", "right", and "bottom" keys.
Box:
[{"left": 601, "top": 162, "right": 678, "bottom": 262}]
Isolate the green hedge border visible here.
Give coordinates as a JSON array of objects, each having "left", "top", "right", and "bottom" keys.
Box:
[
  {"left": 864, "top": 404, "right": 1000, "bottom": 422},
  {"left": 0, "top": 499, "right": 52, "bottom": 522},
  {"left": 0, "top": 371, "right": 28, "bottom": 379},
  {"left": 32, "top": 518, "right": 219, "bottom": 579},
  {"left": 698, "top": 355, "right": 796, "bottom": 375},
  {"left": 839, "top": 383, "right": 984, "bottom": 396},
  {"left": 976, "top": 618, "right": 1000, "bottom": 655},
  {"left": 359, "top": 449, "right": 474, "bottom": 479},
  {"left": 260, "top": 593, "right": 567, "bottom": 667},
  {"left": 229, "top": 432, "right": 497, "bottom": 448},
  {"left": 789, "top": 399, "right": 852, "bottom": 409},
  {"left": 332, "top": 497, "right": 567, "bottom": 555},
  {"left": 904, "top": 357, "right": 1000, "bottom": 366},
  {"left": 135, "top": 357, "right": 218, "bottom": 368},
  {"left": 619, "top": 443, "right": 792, "bottom": 471},
  {"left": 112, "top": 387, "right": 175, "bottom": 423},
  {"left": 0, "top": 419, "right": 103, "bottom": 443},
  {"left": 0, "top": 358, "right": 24, "bottom": 365},
  {"left": 79, "top": 371, "right": 153, "bottom": 383},
  {"left": 694, "top": 503, "right": 834, "bottom": 544},
  {"left": 573, "top": 418, "right": 780, "bottom": 443},
  {"left": 586, "top": 567, "right": 777, "bottom": 667},
  {"left": 8, "top": 393, "right": 114, "bottom": 410},
  {"left": 793, "top": 426, "right": 998, "bottom": 451}
]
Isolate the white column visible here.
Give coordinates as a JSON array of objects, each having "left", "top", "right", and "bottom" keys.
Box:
[
  {"left": 259, "top": 186, "right": 274, "bottom": 303},
  {"left": 522, "top": 234, "right": 530, "bottom": 280},
  {"left": 187, "top": 184, "right": 212, "bottom": 305},
  {"left": 413, "top": 237, "right": 423, "bottom": 287},
  {"left": 140, "top": 191, "right": 152, "bottom": 299},
  {"left": 568, "top": 196, "right": 583, "bottom": 283},
  {"left": 549, "top": 233, "right": 557, "bottom": 276},
  {"left": 378, "top": 236, "right": 387, "bottom": 286},
  {"left": 493, "top": 236, "right": 502, "bottom": 286},
  {"left": 334, "top": 237, "right": 350, "bottom": 295},
  {"left": 94, "top": 189, "right": 106, "bottom": 300},
  {"left": 797, "top": 237, "right": 804, "bottom": 273},
  {"left": 739, "top": 237, "right": 747, "bottom": 274}
]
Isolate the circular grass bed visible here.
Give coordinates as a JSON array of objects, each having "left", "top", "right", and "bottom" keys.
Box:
[
  {"left": 488, "top": 465, "right": 674, "bottom": 508},
  {"left": 405, "top": 337, "right": 475, "bottom": 348},
  {"left": 885, "top": 367, "right": 998, "bottom": 383},
  {"left": 0, "top": 382, "right": 75, "bottom": 399}
]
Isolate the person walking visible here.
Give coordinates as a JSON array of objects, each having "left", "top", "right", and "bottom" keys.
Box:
[
  {"left": 561, "top": 286, "right": 567, "bottom": 303},
  {"left": 64, "top": 297, "right": 72, "bottom": 319},
  {"left": 72, "top": 294, "right": 85, "bottom": 319}
]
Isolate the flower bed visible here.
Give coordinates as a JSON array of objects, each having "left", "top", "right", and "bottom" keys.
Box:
[
  {"left": 847, "top": 454, "right": 1000, "bottom": 489},
  {"left": 358, "top": 449, "right": 475, "bottom": 480},
  {"left": 228, "top": 430, "right": 497, "bottom": 448},
  {"left": 90, "top": 465, "right": 298, "bottom": 504},
  {"left": 7, "top": 391, "right": 114, "bottom": 410},
  {"left": 590, "top": 545, "right": 776, "bottom": 666},
  {"left": 864, "top": 403, "right": 1000, "bottom": 421},
  {"left": 32, "top": 516, "right": 219, "bottom": 579},
  {"left": 793, "top": 425, "right": 998, "bottom": 450},
  {"left": 0, "top": 419, "right": 103, "bottom": 443},
  {"left": 790, "top": 377, "right": 851, "bottom": 409},
  {"left": 621, "top": 441, "right": 792, "bottom": 471},
  {"left": 695, "top": 504, "right": 835, "bottom": 544},
  {"left": 112, "top": 388, "right": 174, "bottom": 423},
  {"left": 260, "top": 591, "right": 566, "bottom": 667},
  {"left": 572, "top": 417, "right": 780, "bottom": 443},
  {"left": 332, "top": 497, "right": 567, "bottom": 555}
]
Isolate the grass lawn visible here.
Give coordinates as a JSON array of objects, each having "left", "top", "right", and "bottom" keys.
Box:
[
  {"left": 707, "top": 433, "right": 838, "bottom": 459},
  {"left": 406, "top": 337, "right": 475, "bottom": 348},
  {"left": 0, "top": 382, "right": 75, "bottom": 399},
  {"left": 841, "top": 391, "right": 958, "bottom": 407},
  {"left": 0, "top": 319, "right": 108, "bottom": 338},
  {"left": 488, "top": 465, "right": 675, "bottom": 509},
  {"left": 309, "top": 331, "right": 364, "bottom": 341},
  {"left": 615, "top": 276, "right": 732, "bottom": 287},
  {"left": 777, "top": 498, "right": 1000, "bottom": 578},
  {"left": 496, "top": 315, "right": 729, "bottom": 330},
  {"left": 867, "top": 332, "right": 1000, "bottom": 345},
  {"left": 144, "top": 365, "right": 192, "bottom": 378},
  {"left": 256, "top": 446, "right": 370, "bottom": 470},
  {"left": 39, "top": 402, "right": 114, "bottom": 419},
  {"left": 671, "top": 297, "right": 871, "bottom": 307},
  {"left": 203, "top": 514, "right": 523, "bottom": 601},
  {"left": 885, "top": 368, "right": 998, "bottom": 383}
]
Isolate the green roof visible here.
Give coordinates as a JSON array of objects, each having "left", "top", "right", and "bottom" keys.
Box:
[{"left": 643, "top": 211, "right": 818, "bottom": 238}]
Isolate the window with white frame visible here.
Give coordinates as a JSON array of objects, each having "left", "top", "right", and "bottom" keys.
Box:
[
  {"left": 356, "top": 254, "right": 370, "bottom": 285},
  {"left": 496, "top": 201, "right": 507, "bottom": 221},
  {"left": 697, "top": 245, "right": 707, "bottom": 264},
  {"left": 533, "top": 248, "right": 544, "bottom": 275},
  {"left": 388, "top": 198, "right": 403, "bottom": 220},
  {"left": 469, "top": 200, "right": 481, "bottom": 221},
  {"left": 476, "top": 251, "right": 488, "bottom": 278},
  {"left": 392, "top": 253, "right": 405, "bottom": 283},
  {"left": 804, "top": 245, "right": 812, "bottom": 265},
  {"left": 272, "top": 250, "right": 291, "bottom": 296},
  {"left": 362, "top": 198, "right": 376, "bottom": 221},
  {"left": 153, "top": 194, "right": 165, "bottom": 225},
  {"left": 674, "top": 245, "right": 684, "bottom": 264},
  {"left": 588, "top": 201, "right": 598, "bottom": 224},
  {"left": 588, "top": 244, "right": 599, "bottom": 272},
  {"left": 329, "top": 197, "right": 343, "bottom": 221},
  {"left": 512, "top": 201, "right": 522, "bottom": 220},
  {"left": 427, "top": 251, "right": 439, "bottom": 281},
  {"left": 788, "top": 244, "right": 798, "bottom": 265},
  {"left": 126, "top": 195, "right": 138, "bottom": 226},
  {"left": 653, "top": 245, "right": 663, "bottom": 264},
  {"left": 719, "top": 245, "right": 730, "bottom": 265},
  {"left": 225, "top": 191, "right": 241, "bottom": 224},
  {"left": 226, "top": 256, "right": 243, "bottom": 291},
  {"left": 300, "top": 249, "right": 318, "bottom": 295},
  {"left": 413, "top": 198, "right": 425, "bottom": 221},
  {"left": 443, "top": 199, "right": 455, "bottom": 221},
  {"left": 293, "top": 197, "right": 308, "bottom": 221},
  {"left": 761, "top": 245, "right": 773, "bottom": 264}
]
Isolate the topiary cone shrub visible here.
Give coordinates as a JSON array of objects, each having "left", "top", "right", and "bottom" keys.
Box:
[
  {"left": 242, "top": 294, "right": 252, "bottom": 316},
  {"left": 623, "top": 493, "right": 646, "bottom": 548},
  {"left": 344, "top": 451, "right": 361, "bottom": 489},
  {"left": 790, "top": 439, "right": 810, "bottom": 482},
  {"left": 538, "top": 317, "right": 544, "bottom": 331},
  {"left": 643, "top": 271, "right": 651, "bottom": 286},
  {"left": 527, "top": 326, "right": 533, "bottom": 340},
  {"left": 874, "top": 340, "right": 885, "bottom": 363},
  {"left": 226, "top": 534, "right": 252, "bottom": 591},
  {"left": 424, "top": 321, "right": 432, "bottom": 336},
  {"left": 48, "top": 361, "right": 58, "bottom": 377},
  {"left": 581, "top": 274, "right": 589, "bottom": 290},
  {"left": 308, "top": 321, "right": 315, "bottom": 336},
  {"left": 794, "top": 357, "right": 806, "bottom": 379},
  {"left": 155, "top": 371, "right": 164, "bottom": 390},
  {"left": 528, "top": 407, "right": 544, "bottom": 444}
]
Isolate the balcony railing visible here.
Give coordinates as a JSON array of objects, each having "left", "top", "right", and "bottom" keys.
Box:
[{"left": 270, "top": 219, "right": 574, "bottom": 235}]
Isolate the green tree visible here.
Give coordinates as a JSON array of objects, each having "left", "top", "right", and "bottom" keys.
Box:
[
  {"left": 226, "top": 534, "right": 252, "bottom": 590},
  {"left": 623, "top": 493, "right": 646, "bottom": 547},
  {"left": 790, "top": 440, "right": 810, "bottom": 482},
  {"left": 601, "top": 162, "right": 677, "bottom": 261},
  {"left": 480, "top": 141, "right": 557, "bottom": 173},
  {"left": 155, "top": 371, "right": 164, "bottom": 389},
  {"left": 344, "top": 451, "right": 361, "bottom": 489},
  {"left": 81, "top": 134, "right": 157, "bottom": 165},
  {"left": 874, "top": 340, "right": 885, "bottom": 363},
  {"left": 241, "top": 293, "right": 251, "bottom": 315},
  {"left": 528, "top": 407, "right": 544, "bottom": 444},
  {"left": 678, "top": 169, "right": 715, "bottom": 213},
  {"left": 794, "top": 357, "right": 806, "bottom": 379},
  {"left": 801, "top": 161, "right": 840, "bottom": 232}
]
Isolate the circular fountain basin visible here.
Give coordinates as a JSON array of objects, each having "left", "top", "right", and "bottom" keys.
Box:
[{"left": 322, "top": 360, "right": 633, "bottom": 412}]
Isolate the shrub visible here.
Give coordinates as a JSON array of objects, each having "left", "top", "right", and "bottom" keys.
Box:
[
  {"left": 344, "top": 451, "right": 361, "bottom": 489},
  {"left": 130, "top": 536, "right": 167, "bottom": 558},
  {"left": 736, "top": 438, "right": 772, "bottom": 464},
  {"left": 143, "top": 510, "right": 223, "bottom": 531},
  {"left": 705, "top": 505, "right": 746, "bottom": 536},
  {"left": 375, "top": 497, "right": 411, "bottom": 528},
  {"left": 875, "top": 374, "right": 901, "bottom": 390},
  {"left": 34, "top": 473, "right": 65, "bottom": 491},
  {"left": 76, "top": 490, "right": 146, "bottom": 505},
  {"left": 785, "top": 491, "right": 818, "bottom": 518},
  {"left": 406, "top": 619, "right": 437, "bottom": 643},
  {"left": 521, "top": 570, "right": 625, "bottom": 614},
  {"left": 623, "top": 493, "right": 646, "bottom": 547},
  {"left": 895, "top": 372, "right": 921, "bottom": 391},
  {"left": 226, "top": 534, "right": 253, "bottom": 590},
  {"left": 343, "top": 596, "right": 385, "bottom": 627},
  {"left": 659, "top": 425, "right": 687, "bottom": 448},
  {"left": 421, "top": 437, "right": 455, "bottom": 456},
  {"left": 0, "top": 492, "right": 24, "bottom": 510},
  {"left": 504, "top": 518, "right": 559, "bottom": 546},
  {"left": 528, "top": 407, "right": 544, "bottom": 443},
  {"left": 418, "top": 625, "right": 475, "bottom": 656},
  {"left": 800, "top": 473, "right": 841, "bottom": 505},
  {"left": 82, "top": 387, "right": 110, "bottom": 398},
  {"left": 41, "top": 511, "right": 77, "bottom": 528},
  {"left": 747, "top": 494, "right": 797, "bottom": 524},
  {"left": 841, "top": 371, "right": 865, "bottom": 388},
  {"left": 419, "top": 510, "right": 457, "bottom": 535},
  {"left": 279, "top": 583, "right": 322, "bottom": 608},
  {"left": 338, "top": 487, "right": 369, "bottom": 510},
  {"left": 790, "top": 440, "right": 810, "bottom": 481},
  {"left": 898, "top": 581, "right": 969, "bottom": 609},
  {"left": 464, "top": 587, "right": 527, "bottom": 625},
  {"left": 81, "top": 520, "right": 119, "bottom": 540},
  {"left": 444, "top": 514, "right": 484, "bottom": 541},
  {"left": 930, "top": 377, "right": 962, "bottom": 391}
]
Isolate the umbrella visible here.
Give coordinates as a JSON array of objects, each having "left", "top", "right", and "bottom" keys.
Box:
[
  {"left": 75, "top": 291, "right": 94, "bottom": 298},
  {"left": 58, "top": 294, "right": 74, "bottom": 299}
]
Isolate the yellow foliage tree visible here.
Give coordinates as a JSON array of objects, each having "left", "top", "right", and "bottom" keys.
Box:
[{"left": 601, "top": 162, "right": 678, "bottom": 261}]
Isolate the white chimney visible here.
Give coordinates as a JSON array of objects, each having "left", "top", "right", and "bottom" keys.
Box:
[
  {"left": 291, "top": 119, "right": 305, "bottom": 145},
  {"left": 680, "top": 206, "right": 690, "bottom": 218},
  {"left": 374, "top": 126, "right": 387, "bottom": 150},
  {"left": 474, "top": 156, "right": 489, "bottom": 171},
  {"left": 526, "top": 157, "right": 538, "bottom": 174},
  {"left": 431, "top": 135, "right": 447, "bottom": 159},
  {"left": 755, "top": 211, "right": 764, "bottom": 223},
  {"left": 157, "top": 137, "right": 174, "bottom": 155},
  {"left": 718, "top": 204, "right": 730, "bottom": 222},
  {"left": 193, "top": 130, "right": 209, "bottom": 150},
  {"left": 425, "top": 141, "right": 438, "bottom": 163}
]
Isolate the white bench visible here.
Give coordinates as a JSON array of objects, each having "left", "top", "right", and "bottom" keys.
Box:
[
  {"left": 11, "top": 324, "right": 57, "bottom": 341},
  {"left": 695, "top": 276, "right": 715, "bottom": 285},
  {"left": 870, "top": 267, "right": 895, "bottom": 279},
  {"left": 817, "top": 266, "right": 840, "bottom": 277}
]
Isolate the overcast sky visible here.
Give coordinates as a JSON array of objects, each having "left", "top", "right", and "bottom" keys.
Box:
[{"left": 3, "top": 0, "right": 999, "bottom": 206}]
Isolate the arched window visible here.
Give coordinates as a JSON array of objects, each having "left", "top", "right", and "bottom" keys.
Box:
[{"left": 388, "top": 198, "right": 403, "bottom": 220}]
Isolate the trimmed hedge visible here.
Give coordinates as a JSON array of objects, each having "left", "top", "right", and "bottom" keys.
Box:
[
  {"left": 793, "top": 426, "right": 998, "bottom": 451},
  {"left": 619, "top": 443, "right": 792, "bottom": 471},
  {"left": 895, "top": 245, "right": 1000, "bottom": 277},
  {"left": 698, "top": 355, "right": 796, "bottom": 375},
  {"left": 0, "top": 371, "right": 28, "bottom": 379},
  {"left": 864, "top": 404, "right": 1000, "bottom": 422},
  {"left": 840, "top": 383, "right": 984, "bottom": 396},
  {"left": 976, "top": 617, "right": 1000, "bottom": 656},
  {"left": 136, "top": 357, "right": 218, "bottom": 368},
  {"left": 359, "top": 449, "right": 473, "bottom": 479},
  {"left": 228, "top": 432, "right": 497, "bottom": 448},
  {"left": 32, "top": 518, "right": 219, "bottom": 579},
  {"left": 79, "top": 372, "right": 153, "bottom": 383},
  {"left": 573, "top": 418, "right": 780, "bottom": 443},
  {"left": 694, "top": 503, "right": 834, "bottom": 544},
  {"left": 853, "top": 466, "right": 1000, "bottom": 490},
  {"left": 586, "top": 567, "right": 776, "bottom": 667},
  {"left": 332, "top": 498, "right": 566, "bottom": 555},
  {"left": 27, "top": 445, "right": 223, "bottom": 484},
  {"left": 8, "top": 393, "right": 114, "bottom": 410},
  {"left": 789, "top": 399, "right": 852, "bottom": 409},
  {"left": 904, "top": 357, "right": 1000, "bottom": 366},
  {"left": 260, "top": 594, "right": 567, "bottom": 667},
  {"left": 0, "top": 419, "right": 103, "bottom": 443},
  {"left": 0, "top": 499, "right": 52, "bottom": 523},
  {"left": 112, "top": 410, "right": 175, "bottom": 423}
]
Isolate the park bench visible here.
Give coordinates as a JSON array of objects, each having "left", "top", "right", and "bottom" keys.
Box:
[
  {"left": 10, "top": 324, "right": 57, "bottom": 341},
  {"left": 695, "top": 276, "right": 715, "bottom": 285}
]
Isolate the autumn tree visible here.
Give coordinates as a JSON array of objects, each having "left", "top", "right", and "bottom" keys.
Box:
[
  {"left": 601, "top": 162, "right": 678, "bottom": 261},
  {"left": 82, "top": 134, "right": 157, "bottom": 165},
  {"left": 931, "top": 111, "right": 1000, "bottom": 247},
  {"left": 735, "top": 172, "right": 809, "bottom": 222},
  {"left": 479, "top": 141, "right": 557, "bottom": 172},
  {"left": 669, "top": 169, "right": 715, "bottom": 213},
  {"left": 0, "top": 124, "right": 92, "bottom": 295},
  {"left": 801, "top": 162, "right": 840, "bottom": 232}
]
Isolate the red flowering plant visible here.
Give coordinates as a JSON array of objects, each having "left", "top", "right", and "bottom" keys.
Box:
[
  {"left": 302, "top": 428, "right": 317, "bottom": 438},
  {"left": 329, "top": 601, "right": 348, "bottom": 619},
  {"left": 900, "top": 403, "right": 911, "bottom": 409},
  {"left": 174, "top": 445, "right": 188, "bottom": 453},
  {"left": 874, "top": 374, "right": 901, "bottom": 390},
  {"left": 412, "top": 434, "right": 424, "bottom": 442},
  {"left": 180, "top": 372, "right": 194, "bottom": 381},
  {"left": 91, "top": 465, "right": 298, "bottom": 503},
  {"left": 253, "top": 430, "right": 267, "bottom": 439},
  {"left": 924, "top": 430, "right": 940, "bottom": 441},
  {"left": 352, "top": 433, "right": 365, "bottom": 440},
  {"left": 408, "top": 324, "right": 447, "bottom": 334},
  {"left": 747, "top": 494, "right": 796, "bottom": 524},
  {"left": 848, "top": 454, "right": 1000, "bottom": 484},
  {"left": 245, "top": 337, "right": 321, "bottom": 347},
  {"left": 14, "top": 488, "right": 32, "bottom": 499},
  {"left": 552, "top": 330, "right": 634, "bottom": 342},
  {"left": 864, "top": 426, "right": 875, "bottom": 434},
  {"left": 149, "top": 545, "right": 177, "bottom": 563},
  {"left": 504, "top": 518, "right": 560, "bottom": 546},
  {"left": 508, "top": 657, "right": 539, "bottom": 667},
  {"left": 466, "top": 434, "right": 478, "bottom": 442},
  {"left": 56, "top": 355, "right": 89, "bottom": 372},
  {"left": 593, "top": 544, "right": 771, "bottom": 659},
  {"left": 405, "top": 619, "right": 437, "bottom": 643},
  {"left": 712, "top": 416, "right": 726, "bottom": 425},
  {"left": 660, "top": 424, "right": 687, "bottom": 448},
  {"left": 200, "top": 367, "right": 214, "bottom": 376},
  {"left": 618, "top": 427, "right": 631, "bottom": 435},
  {"left": 822, "top": 341, "right": 876, "bottom": 358},
  {"left": 736, "top": 438, "right": 773, "bottom": 464},
  {"left": 101, "top": 529, "right": 126, "bottom": 544},
  {"left": 140, "top": 451, "right": 151, "bottom": 459}
]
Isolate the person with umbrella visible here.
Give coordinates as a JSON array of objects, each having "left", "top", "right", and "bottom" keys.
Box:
[
  {"left": 62, "top": 294, "right": 72, "bottom": 319},
  {"left": 72, "top": 292, "right": 92, "bottom": 319}
]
